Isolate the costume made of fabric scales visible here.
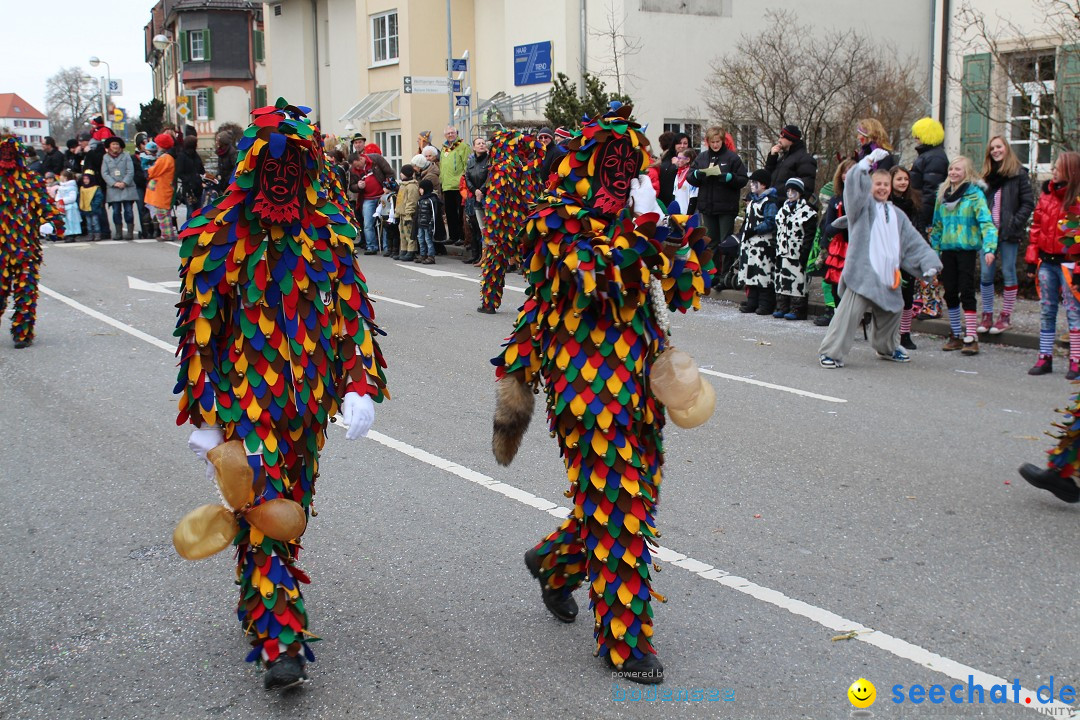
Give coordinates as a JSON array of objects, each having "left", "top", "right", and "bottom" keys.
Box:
[
  {"left": 479, "top": 131, "right": 545, "bottom": 311},
  {"left": 491, "top": 105, "right": 714, "bottom": 668},
  {"left": 173, "top": 100, "right": 388, "bottom": 666},
  {"left": 0, "top": 135, "right": 64, "bottom": 346}
]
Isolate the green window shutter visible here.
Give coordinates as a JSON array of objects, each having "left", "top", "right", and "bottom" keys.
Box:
[
  {"left": 254, "top": 30, "right": 265, "bottom": 63},
  {"left": 1058, "top": 44, "right": 1080, "bottom": 151},
  {"left": 179, "top": 30, "right": 189, "bottom": 62},
  {"left": 202, "top": 30, "right": 212, "bottom": 62},
  {"left": 206, "top": 89, "right": 215, "bottom": 120},
  {"left": 255, "top": 85, "right": 267, "bottom": 108},
  {"left": 960, "top": 52, "right": 991, "bottom": 160}
]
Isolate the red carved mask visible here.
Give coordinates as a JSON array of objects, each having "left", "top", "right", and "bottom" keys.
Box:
[
  {"left": 0, "top": 141, "right": 18, "bottom": 170},
  {"left": 592, "top": 135, "right": 639, "bottom": 215},
  {"left": 253, "top": 142, "right": 303, "bottom": 223}
]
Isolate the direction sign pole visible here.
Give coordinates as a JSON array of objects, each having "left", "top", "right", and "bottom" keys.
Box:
[{"left": 445, "top": 0, "right": 454, "bottom": 126}]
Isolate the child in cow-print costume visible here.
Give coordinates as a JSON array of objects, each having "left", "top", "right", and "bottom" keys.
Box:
[
  {"left": 772, "top": 177, "right": 818, "bottom": 320},
  {"left": 738, "top": 169, "right": 780, "bottom": 314}
]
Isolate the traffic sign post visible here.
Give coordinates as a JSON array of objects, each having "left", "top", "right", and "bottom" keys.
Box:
[
  {"left": 403, "top": 75, "right": 453, "bottom": 94},
  {"left": 176, "top": 95, "right": 191, "bottom": 120},
  {"left": 455, "top": 95, "right": 470, "bottom": 107},
  {"left": 450, "top": 58, "right": 468, "bottom": 72},
  {"left": 107, "top": 78, "right": 123, "bottom": 96}
]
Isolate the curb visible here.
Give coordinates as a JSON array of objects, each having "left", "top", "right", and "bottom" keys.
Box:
[{"left": 710, "top": 289, "right": 1039, "bottom": 351}]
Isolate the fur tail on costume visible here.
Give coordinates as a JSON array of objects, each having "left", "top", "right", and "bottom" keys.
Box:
[{"left": 492, "top": 376, "right": 534, "bottom": 466}]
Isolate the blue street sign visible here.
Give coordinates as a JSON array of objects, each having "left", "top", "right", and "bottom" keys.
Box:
[
  {"left": 455, "top": 95, "right": 470, "bottom": 107},
  {"left": 451, "top": 58, "right": 468, "bottom": 72},
  {"left": 513, "top": 41, "right": 552, "bottom": 86},
  {"left": 452, "top": 79, "right": 462, "bottom": 93}
]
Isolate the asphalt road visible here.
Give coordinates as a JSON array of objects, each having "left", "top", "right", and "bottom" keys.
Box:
[{"left": 1, "top": 239, "right": 1077, "bottom": 719}]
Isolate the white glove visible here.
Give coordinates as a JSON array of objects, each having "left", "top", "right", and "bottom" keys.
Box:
[
  {"left": 629, "top": 175, "right": 663, "bottom": 217},
  {"left": 188, "top": 426, "right": 224, "bottom": 483},
  {"left": 341, "top": 392, "right": 375, "bottom": 440},
  {"left": 923, "top": 267, "right": 939, "bottom": 282},
  {"left": 40, "top": 223, "right": 54, "bottom": 236},
  {"left": 868, "top": 148, "right": 891, "bottom": 164},
  {"left": 188, "top": 426, "right": 224, "bottom": 461}
]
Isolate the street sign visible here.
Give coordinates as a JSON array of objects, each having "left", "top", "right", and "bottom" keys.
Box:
[
  {"left": 514, "top": 41, "right": 552, "bottom": 86},
  {"left": 107, "top": 79, "right": 123, "bottom": 96},
  {"left": 455, "top": 95, "right": 470, "bottom": 107},
  {"left": 177, "top": 96, "right": 191, "bottom": 118},
  {"left": 112, "top": 107, "right": 124, "bottom": 123},
  {"left": 403, "top": 75, "right": 451, "bottom": 94},
  {"left": 452, "top": 79, "right": 462, "bottom": 93},
  {"left": 450, "top": 58, "right": 468, "bottom": 72}
]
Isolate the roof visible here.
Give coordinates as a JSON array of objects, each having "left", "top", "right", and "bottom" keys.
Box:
[
  {"left": 172, "top": 0, "right": 258, "bottom": 12},
  {"left": 340, "top": 90, "right": 400, "bottom": 124},
  {"left": 0, "top": 93, "right": 47, "bottom": 120}
]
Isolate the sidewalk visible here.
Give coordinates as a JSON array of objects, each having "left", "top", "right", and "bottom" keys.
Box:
[
  {"left": 711, "top": 287, "right": 1045, "bottom": 350},
  {"left": 438, "top": 242, "right": 1050, "bottom": 351}
]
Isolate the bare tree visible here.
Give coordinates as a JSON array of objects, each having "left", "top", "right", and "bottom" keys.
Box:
[
  {"left": 951, "top": 0, "right": 1080, "bottom": 155},
  {"left": 588, "top": 0, "right": 644, "bottom": 96},
  {"left": 701, "top": 9, "right": 925, "bottom": 187},
  {"left": 46, "top": 67, "right": 101, "bottom": 143}
]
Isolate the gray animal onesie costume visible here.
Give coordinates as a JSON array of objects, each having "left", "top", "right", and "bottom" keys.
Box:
[{"left": 818, "top": 157, "right": 943, "bottom": 364}]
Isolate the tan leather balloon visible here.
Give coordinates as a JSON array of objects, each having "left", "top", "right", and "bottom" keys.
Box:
[
  {"left": 243, "top": 498, "right": 307, "bottom": 541},
  {"left": 207, "top": 440, "right": 254, "bottom": 510},
  {"left": 173, "top": 504, "right": 240, "bottom": 560},
  {"left": 667, "top": 377, "right": 716, "bottom": 428},
  {"left": 650, "top": 348, "right": 701, "bottom": 410}
]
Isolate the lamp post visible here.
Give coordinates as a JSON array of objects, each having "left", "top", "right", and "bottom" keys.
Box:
[
  {"left": 152, "top": 34, "right": 184, "bottom": 127},
  {"left": 88, "top": 56, "right": 111, "bottom": 124}
]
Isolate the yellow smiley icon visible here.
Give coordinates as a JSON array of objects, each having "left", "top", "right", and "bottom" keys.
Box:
[{"left": 848, "top": 678, "right": 876, "bottom": 708}]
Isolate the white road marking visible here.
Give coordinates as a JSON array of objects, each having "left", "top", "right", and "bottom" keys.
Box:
[
  {"left": 40, "top": 287, "right": 1069, "bottom": 716},
  {"left": 96, "top": 240, "right": 125, "bottom": 245},
  {"left": 39, "top": 285, "right": 175, "bottom": 352},
  {"left": 399, "top": 263, "right": 525, "bottom": 292},
  {"left": 699, "top": 367, "right": 847, "bottom": 404},
  {"left": 128, "top": 276, "right": 179, "bottom": 295},
  {"left": 133, "top": 239, "right": 157, "bottom": 244},
  {"left": 370, "top": 292, "right": 424, "bottom": 309}
]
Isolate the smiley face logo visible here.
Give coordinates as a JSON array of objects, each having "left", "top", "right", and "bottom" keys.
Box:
[{"left": 848, "top": 678, "right": 876, "bottom": 708}]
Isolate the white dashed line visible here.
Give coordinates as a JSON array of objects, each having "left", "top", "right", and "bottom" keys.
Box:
[{"left": 699, "top": 367, "right": 847, "bottom": 403}]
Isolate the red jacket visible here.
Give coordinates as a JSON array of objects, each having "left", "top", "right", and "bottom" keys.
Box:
[{"left": 1025, "top": 181, "right": 1079, "bottom": 263}]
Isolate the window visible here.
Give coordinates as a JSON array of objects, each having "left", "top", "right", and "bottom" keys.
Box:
[
  {"left": 254, "top": 30, "right": 265, "bottom": 63},
  {"left": 371, "top": 11, "right": 399, "bottom": 66},
  {"left": 374, "top": 129, "right": 402, "bottom": 173},
  {"left": 181, "top": 29, "right": 211, "bottom": 63},
  {"left": 13, "top": 119, "right": 26, "bottom": 128},
  {"left": 29, "top": 120, "right": 41, "bottom": 128},
  {"left": 662, "top": 120, "right": 704, "bottom": 149},
  {"left": 195, "top": 88, "right": 214, "bottom": 120},
  {"left": 1006, "top": 52, "right": 1056, "bottom": 173}
]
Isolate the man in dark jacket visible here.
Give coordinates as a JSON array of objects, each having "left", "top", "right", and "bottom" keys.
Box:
[
  {"left": 41, "top": 137, "right": 65, "bottom": 175},
  {"left": 908, "top": 117, "right": 949, "bottom": 235},
  {"left": 765, "top": 124, "right": 818, "bottom": 198},
  {"left": 686, "top": 126, "right": 748, "bottom": 254}
]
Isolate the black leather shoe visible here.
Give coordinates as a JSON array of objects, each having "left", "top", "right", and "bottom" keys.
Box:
[
  {"left": 477, "top": 305, "right": 496, "bottom": 315},
  {"left": 363, "top": 250, "right": 378, "bottom": 255},
  {"left": 524, "top": 548, "right": 577, "bottom": 622},
  {"left": 461, "top": 256, "right": 479, "bottom": 264},
  {"left": 13, "top": 339, "right": 31, "bottom": 349},
  {"left": 1019, "top": 463, "right": 1080, "bottom": 503},
  {"left": 605, "top": 652, "right": 664, "bottom": 684},
  {"left": 263, "top": 655, "right": 308, "bottom": 690}
]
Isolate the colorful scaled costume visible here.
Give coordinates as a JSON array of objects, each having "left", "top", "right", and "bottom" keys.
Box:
[
  {"left": 491, "top": 104, "right": 714, "bottom": 680},
  {"left": 478, "top": 131, "right": 545, "bottom": 313},
  {"left": 0, "top": 135, "right": 63, "bottom": 348},
  {"left": 1018, "top": 206, "right": 1080, "bottom": 503},
  {"left": 174, "top": 100, "right": 388, "bottom": 675}
]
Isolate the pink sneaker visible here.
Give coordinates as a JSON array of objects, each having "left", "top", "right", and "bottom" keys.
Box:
[
  {"left": 988, "top": 313, "right": 1011, "bottom": 335},
  {"left": 976, "top": 312, "right": 994, "bottom": 334}
]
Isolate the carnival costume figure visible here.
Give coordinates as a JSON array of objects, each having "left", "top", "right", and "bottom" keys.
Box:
[
  {"left": 0, "top": 135, "right": 64, "bottom": 348},
  {"left": 489, "top": 104, "right": 715, "bottom": 684},
  {"left": 1019, "top": 204, "right": 1080, "bottom": 504},
  {"left": 477, "top": 130, "right": 545, "bottom": 314},
  {"left": 173, "top": 99, "right": 388, "bottom": 690}
]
